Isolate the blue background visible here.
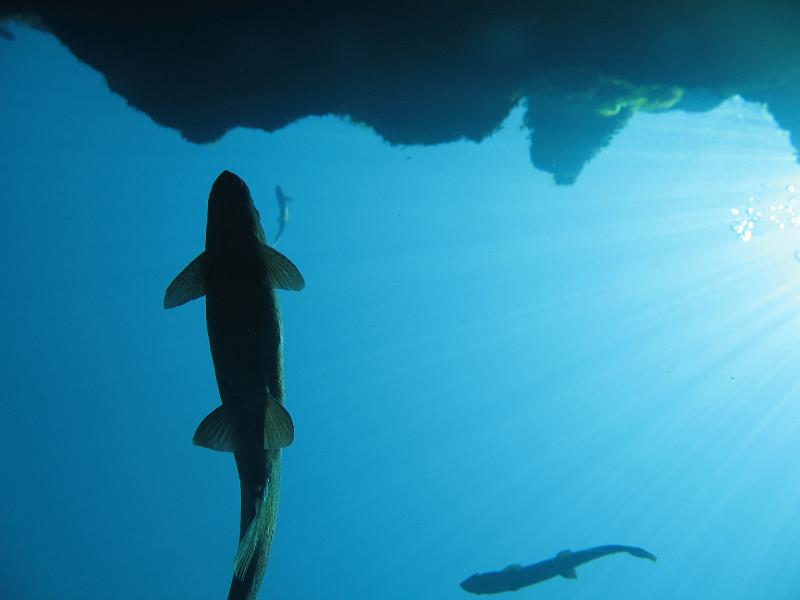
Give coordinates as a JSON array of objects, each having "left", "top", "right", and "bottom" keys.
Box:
[{"left": 2, "top": 24, "right": 800, "bottom": 599}]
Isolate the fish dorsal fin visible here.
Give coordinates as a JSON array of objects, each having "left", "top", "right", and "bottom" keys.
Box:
[
  {"left": 502, "top": 564, "right": 522, "bottom": 572},
  {"left": 264, "top": 395, "right": 294, "bottom": 449},
  {"left": 557, "top": 550, "right": 572, "bottom": 559},
  {"left": 561, "top": 567, "right": 578, "bottom": 579},
  {"left": 260, "top": 244, "right": 304, "bottom": 291},
  {"left": 164, "top": 251, "right": 207, "bottom": 308},
  {"left": 193, "top": 405, "right": 238, "bottom": 452}
]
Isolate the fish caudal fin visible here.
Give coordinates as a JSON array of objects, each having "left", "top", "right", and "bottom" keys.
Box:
[
  {"left": 193, "top": 405, "right": 238, "bottom": 452},
  {"left": 233, "top": 492, "right": 269, "bottom": 581},
  {"left": 164, "top": 251, "right": 208, "bottom": 308},
  {"left": 228, "top": 457, "right": 281, "bottom": 599},
  {"left": 264, "top": 397, "right": 294, "bottom": 449}
]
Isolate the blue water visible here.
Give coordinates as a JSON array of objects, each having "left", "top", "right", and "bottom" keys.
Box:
[{"left": 3, "top": 24, "right": 800, "bottom": 600}]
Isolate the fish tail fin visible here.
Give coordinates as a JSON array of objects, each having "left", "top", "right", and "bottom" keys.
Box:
[
  {"left": 232, "top": 494, "right": 267, "bottom": 581},
  {"left": 231, "top": 457, "right": 281, "bottom": 588}
]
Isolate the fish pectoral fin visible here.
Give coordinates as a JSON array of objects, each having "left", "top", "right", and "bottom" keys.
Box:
[
  {"left": 264, "top": 397, "right": 294, "bottom": 449},
  {"left": 259, "top": 244, "right": 305, "bottom": 291},
  {"left": 561, "top": 567, "right": 578, "bottom": 580},
  {"left": 164, "top": 251, "right": 208, "bottom": 308},
  {"left": 193, "top": 405, "right": 238, "bottom": 452}
]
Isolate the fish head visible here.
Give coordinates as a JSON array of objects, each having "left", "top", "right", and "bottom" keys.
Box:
[
  {"left": 206, "top": 170, "right": 268, "bottom": 252},
  {"left": 460, "top": 574, "right": 482, "bottom": 593}
]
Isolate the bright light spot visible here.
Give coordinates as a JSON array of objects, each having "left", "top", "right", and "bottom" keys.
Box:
[{"left": 728, "top": 183, "right": 800, "bottom": 256}]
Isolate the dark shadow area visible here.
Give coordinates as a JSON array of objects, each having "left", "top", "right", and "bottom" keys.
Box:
[{"left": 2, "top": 1, "right": 799, "bottom": 184}]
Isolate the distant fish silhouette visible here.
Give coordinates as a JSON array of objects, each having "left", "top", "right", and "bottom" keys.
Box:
[
  {"left": 0, "top": 25, "right": 14, "bottom": 41},
  {"left": 273, "top": 185, "right": 291, "bottom": 246},
  {"left": 460, "top": 545, "right": 656, "bottom": 594}
]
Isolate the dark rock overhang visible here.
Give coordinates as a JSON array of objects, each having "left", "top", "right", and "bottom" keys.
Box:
[{"left": 2, "top": 1, "right": 799, "bottom": 184}]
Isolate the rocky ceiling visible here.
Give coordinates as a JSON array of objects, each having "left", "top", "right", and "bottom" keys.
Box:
[{"left": 2, "top": 1, "right": 799, "bottom": 184}]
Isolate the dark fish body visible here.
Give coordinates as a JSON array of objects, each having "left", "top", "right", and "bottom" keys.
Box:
[
  {"left": 461, "top": 545, "right": 656, "bottom": 595},
  {"left": 165, "top": 170, "right": 304, "bottom": 600}
]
